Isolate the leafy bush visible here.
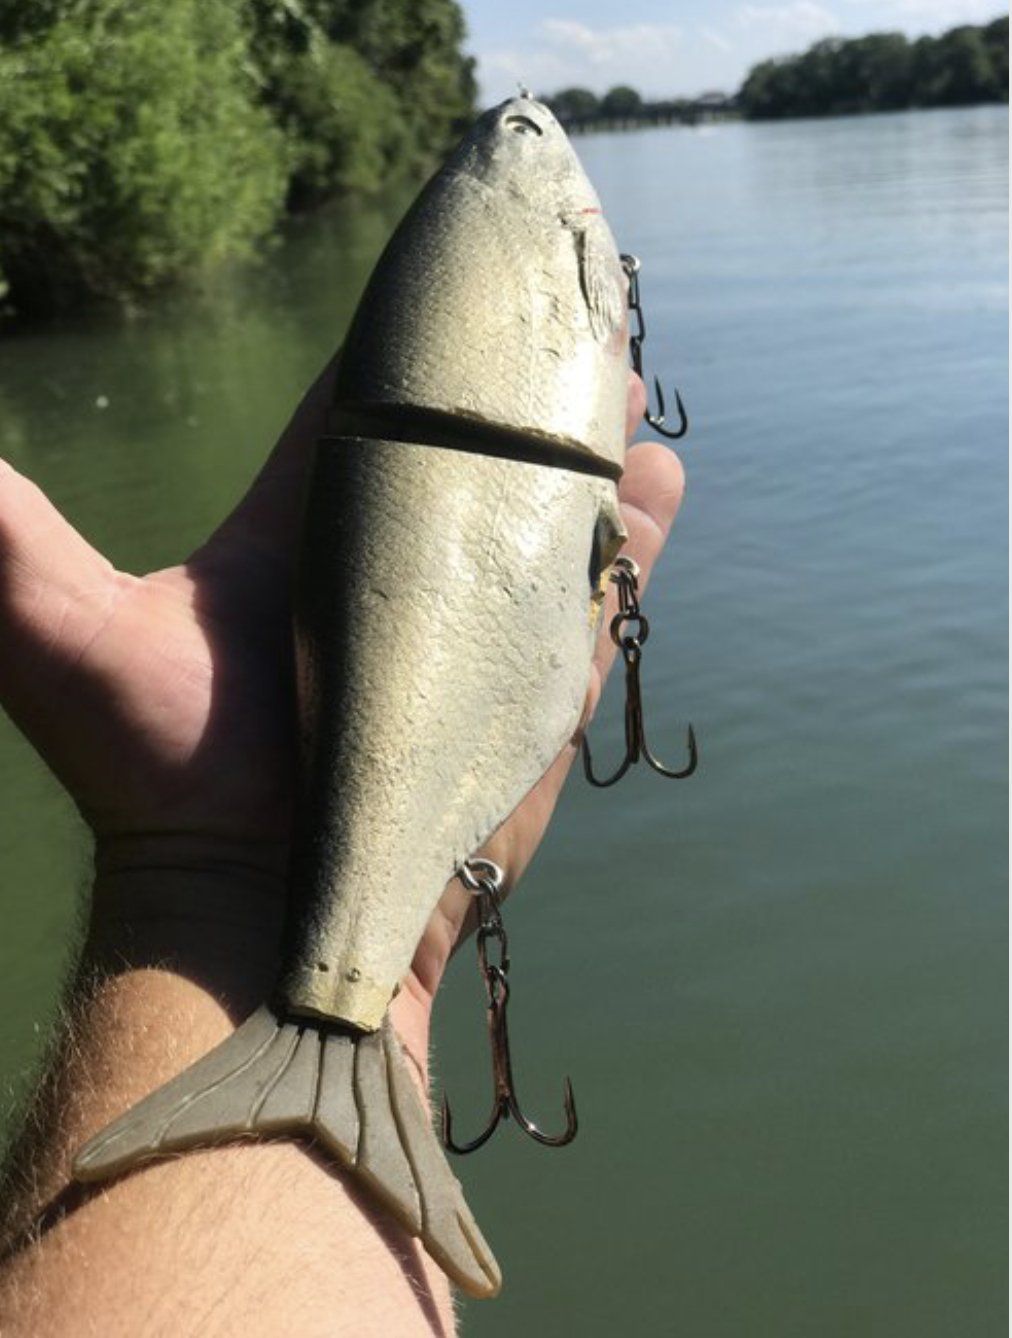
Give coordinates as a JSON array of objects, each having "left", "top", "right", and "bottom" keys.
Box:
[
  {"left": 0, "top": 0, "right": 477, "bottom": 316},
  {"left": 314, "top": 0, "right": 477, "bottom": 163},
  {"left": 279, "top": 42, "right": 407, "bottom": 202},
  {"left": 248, "top": 4, "right": 409, "bottom": 206},
  {"left": 0, "top": 0, "right": 287, "bottom": 314}
]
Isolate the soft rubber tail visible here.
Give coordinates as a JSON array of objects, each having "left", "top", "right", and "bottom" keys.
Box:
[{"left": 73, "top": 1006, "right": 501, "bottom": 1298}]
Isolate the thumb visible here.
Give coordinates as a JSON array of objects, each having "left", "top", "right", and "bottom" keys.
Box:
[{"left": 0, "top": 459, "right": 120, "bottom": 725}]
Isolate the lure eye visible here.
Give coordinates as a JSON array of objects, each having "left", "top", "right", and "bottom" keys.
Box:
[{"left": 505, "top": 114, "right": 543, "bottom": 137}]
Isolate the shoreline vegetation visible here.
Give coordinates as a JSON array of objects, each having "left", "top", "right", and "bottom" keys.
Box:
[
  {"left": 542, "top": 17, "right": 1007, "bottom": 132},
  {"left": 0, "top": 9, "right": 1007, "bottom": 321},
  {"left": 0, "top": 0, "right": 475, "bottom": 318},
  {"left": 737, "top": 17, "right": 1007, "bottom": 120}
]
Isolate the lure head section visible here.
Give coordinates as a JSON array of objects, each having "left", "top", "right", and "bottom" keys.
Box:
[{"left": 331, "top": 96, "right": 630, "bottom": 475}]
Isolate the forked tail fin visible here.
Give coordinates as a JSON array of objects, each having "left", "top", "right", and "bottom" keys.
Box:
[{"left": 73, "top": 1005, "right": 501, "bottom": 1298}]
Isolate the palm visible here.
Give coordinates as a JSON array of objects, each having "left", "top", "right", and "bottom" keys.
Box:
[{"left": 0, "top": 536, "right": 294, "bottom": 847}]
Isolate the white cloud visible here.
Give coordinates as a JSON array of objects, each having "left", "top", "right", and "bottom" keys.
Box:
[
  {"left": 840, "top": 0, "right": 1003, "bottom": 28},
  {"left": 538, "top": 18, "right": 685, "bottom": 67},
  {"left": 701, "top": 26, "right": 734, "bottom": 52},
  {"left": 478, "top": 17, "right": 716, "bottom": 103},
  {"left": 732, "top": 3, "right": 841, "bottom": 36},
  {"left": 480, "top": 46, "right": 577, "bottom": 96}
]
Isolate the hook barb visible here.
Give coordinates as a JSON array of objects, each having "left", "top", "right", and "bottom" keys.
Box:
[
  {"left": 646, "top": 378, "right": 689, "bottom": 440},
  {"left": 581, "top": 732, "right": 633, "bottom": 788},
  {"left": 641, "top": 721, "right": 698, "bottom": 780},
  {"left": 441, "top": 1091, "right": 499, "bottom": 1156}
]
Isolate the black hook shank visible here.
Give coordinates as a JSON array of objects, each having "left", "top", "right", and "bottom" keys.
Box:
[{"left": 621, "top": 254, "right": 689, "bottom": 441}]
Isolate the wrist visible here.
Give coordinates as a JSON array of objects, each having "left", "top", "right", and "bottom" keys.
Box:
[
  {"left": 86, "top": 844, "right": 436, "bottom": 1075},
  {"left": 87, "top": 837, "right": 438, "bottom": 1090},
  {"left": 87, "top": 838, "right": 288, "bottom": 1021},
  {"left": 93, "top": 830, "right": 291, "bottom": 885}
]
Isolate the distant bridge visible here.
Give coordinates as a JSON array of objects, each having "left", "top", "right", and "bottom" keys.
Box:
[{"left": 559, "top": 93, "right": 738, "bottom": 134}]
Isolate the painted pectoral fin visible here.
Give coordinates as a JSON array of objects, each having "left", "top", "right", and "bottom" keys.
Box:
[
  {"left": 73, "top": 1006, "right": 502, "bottom": 1298},
  {"left": 576, "top": 219, "right": 627, "bottom": 344}
]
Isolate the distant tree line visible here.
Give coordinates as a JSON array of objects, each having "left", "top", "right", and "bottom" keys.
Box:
[
  {"left": 544, "top": 84, "right": 733, "bottom": 128},
  {"left": 0, "top": 0, "right": 476, "bottom": 316},
  {"left": 543, "top": 17, "right": 1007, "bottom": 130},
  {"left": 739, "top": 17, "right": 1007, "bottom": 118}
]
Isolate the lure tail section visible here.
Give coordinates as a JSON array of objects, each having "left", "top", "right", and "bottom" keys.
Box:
[{"left": 73, "top": 1006, "right": 502, "bottom": 1298}]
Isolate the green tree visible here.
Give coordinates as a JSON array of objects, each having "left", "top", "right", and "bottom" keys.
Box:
[
  {"left": 0, "top": 0, "right": 286, "bottom": 314},
  {"left": 793, "top": 38, "right": 844, "bottom": 115},
  {"left": 270, "top": 43, "right": 405, "bottom": 203},
  {"left": 738, "top": 59, "right": 786, "bottom": 119},
  {"left": 247, "top": 0, "right": 475, "bottom": 206},
  {"left": 601, "top": 85, "right": 642, "bottom": 117},
  {"left": 546, "top": 87, "right": 600, "bottom": 121},
  {"left": 739, "top": 18, "right": 1007, "bottom": 119},
  {"left": 857, "top": 33, "right": 913, "bottom": 109},
  {"left": 247, "top": 1, "right": 407, "bottom": 205},
  {"left": 304, "top": 0, "right": 476, "bottom": 162},
  {"left": 983, "top": 15, "right": 1009, "bottom": 97},
  {"left": 919, "top": 25, "right": 997, "bottom": 104}
]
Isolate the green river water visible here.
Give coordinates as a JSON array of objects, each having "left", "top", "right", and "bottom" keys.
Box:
[{"left": 0, "top": 105, "right": 1007, "bottom": 1335}]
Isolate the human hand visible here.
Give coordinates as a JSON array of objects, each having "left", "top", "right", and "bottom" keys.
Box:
[{"left": 0, "top": 363, "right": 684, "bottom": 1059}]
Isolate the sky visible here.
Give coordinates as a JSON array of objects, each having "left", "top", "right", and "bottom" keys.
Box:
[{"left": 462, "top": 0, "right": 1007, "bottom": 103}]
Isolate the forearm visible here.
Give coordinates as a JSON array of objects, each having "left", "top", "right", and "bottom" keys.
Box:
[{"left": 0, "top": 866, "right": 455, "bottom": 1338}]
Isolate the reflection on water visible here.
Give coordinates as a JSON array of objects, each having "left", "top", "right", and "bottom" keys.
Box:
[{"left": 0, "top": 106, "right": 1006, "bottom": 1337}]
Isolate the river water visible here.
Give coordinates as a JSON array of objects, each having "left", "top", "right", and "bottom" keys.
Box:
[{"left": 0, "top": 106, "right": 1006, "bottom": 1335}]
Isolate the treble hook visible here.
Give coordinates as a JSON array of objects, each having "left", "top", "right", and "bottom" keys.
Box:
[
  {"left": 442, "top": 859, "right": 578, "bottom": 1155},
  {"left": 583, "top": 556, "right": 698, "bottom": 788},
  {"left": 621, "top": 254, "right": 689, "bottom": 440}
]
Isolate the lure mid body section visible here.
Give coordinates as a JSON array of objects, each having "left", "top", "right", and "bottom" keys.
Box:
[{"left": 74, "top": 97, "right": 630, "bottom": 1297}]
